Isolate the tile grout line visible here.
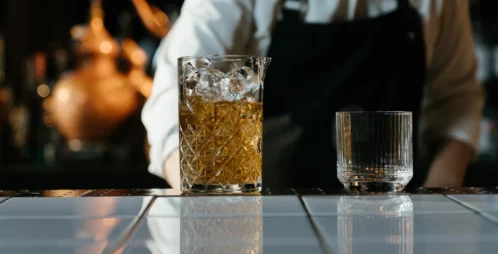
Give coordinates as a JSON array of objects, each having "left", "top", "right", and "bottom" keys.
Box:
[
  {"left": 444, "top": 195, "right": 498, "bottom": 226},
  {"left": 0, "top": 197, "right": 11, "bottom": 205},
  {"left": 297, "top": 195, "right": 332, "bottom": 254},
  {"left": 106, "top": 196, "right": 158, "bottom": 254},
  {"left": 78, "top": 190, "right": 94, "bottom": 197}
]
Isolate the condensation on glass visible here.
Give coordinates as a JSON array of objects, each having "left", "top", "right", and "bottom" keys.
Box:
[
  {"left": 178, "top": 55, "right": 271, "bottom": 193},
  {"left": 336, "top": 111, "right": 413, "bottom": 192}
]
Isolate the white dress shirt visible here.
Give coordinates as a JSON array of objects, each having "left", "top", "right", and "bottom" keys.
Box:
[{"left": 142, "top": 0, "right": 484, "bottom": 179}]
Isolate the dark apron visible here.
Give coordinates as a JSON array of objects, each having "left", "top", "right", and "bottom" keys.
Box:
[{"left": 262, "top": 0, "right": 427, "bottom": 188}]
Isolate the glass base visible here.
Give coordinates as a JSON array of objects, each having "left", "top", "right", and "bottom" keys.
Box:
[
  {"left": 181, "top": 183, "right": 262, "bottom": 194},
  {"left": 343, "top": 182, "right": 406, "bottom": 193}
]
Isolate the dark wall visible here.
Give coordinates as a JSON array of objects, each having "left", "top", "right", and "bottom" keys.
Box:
[
  {"left": 3, "top": 0, "right": 184, "bottom": 93},
  {"left": 4, "top": 0, "right": 87, "bottom": 92}
]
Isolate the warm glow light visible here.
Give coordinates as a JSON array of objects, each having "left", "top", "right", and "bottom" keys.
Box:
[
  {"left": 91, "top": 18, "right": 104, "bottom": 30},
  {"left": 129, "top": 69, "right": 142, "bottom": 82},
  {"left": 0, "top": 89, "right": 10, "bottom": 103},
  {"left": 70, "top": 25, "right": 88, "bottom": 40},
  {"left": 43, "top": 115, "right": 53, "bottom": 127},
  {"left": 154, "top": 12, "right": 168, "bottom": 25},
  {"left": 57, "top": 87, "right": 70, "bottom": 102},
  {"left": 69, "top": 139, "right": 82, "bottom": 152},
  {"left": 100, "top": 41, "right": 113, "bottom": 54},
  {"left": 37, "top": 84, "right": 50, "bottom": 98},
  {"left": 42, "top": 98, "right": 51, "bottom": 110},
  {"left": 131, "top": 50, "right": 147, "bottom": 65}
]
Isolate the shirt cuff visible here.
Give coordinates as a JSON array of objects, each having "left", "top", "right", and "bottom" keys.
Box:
[
  {"left": 424, "top": 115, "right": 482, "bottom": 160},
  {"left": 445, "top": 121, "right": 481, "bottom": 159},
  {"left": 147, "top": 128, "right": 179, "bottom": 179}
]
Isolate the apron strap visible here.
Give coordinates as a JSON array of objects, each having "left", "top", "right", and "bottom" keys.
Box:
[
  {"left": 280, "top": 0, "right": 307, "bottom": 22},
  {"left": 281, "top": 0, "right": 413, "bottom": 21},
  {"left": 397, "top": 0, "right": 411, "bottom": 10}
]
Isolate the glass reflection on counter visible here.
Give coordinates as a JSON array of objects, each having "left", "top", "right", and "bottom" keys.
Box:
[
  {"left": 337, "top": 195, "right": 414, "bottom": 254},
  {"left": 144, "top": 195, "right": 263, "bottom": 254}
]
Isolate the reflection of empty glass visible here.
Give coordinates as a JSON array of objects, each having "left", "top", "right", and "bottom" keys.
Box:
[
  {"left": 178, "top": 55, "right": 271, "bottom": 193},
  {"left": 336, "top": 112, "right": 413, "bottom": 192},
  {"left": 180, "top": 196, "right": 263, "bottom": 253},
  {"left": 338, "top": 196, "right": 413, "bottom": 254}
]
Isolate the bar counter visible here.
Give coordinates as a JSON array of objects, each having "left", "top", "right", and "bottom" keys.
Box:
[{"left": 0, "top": 188, "right": 498, "bottom": 253}]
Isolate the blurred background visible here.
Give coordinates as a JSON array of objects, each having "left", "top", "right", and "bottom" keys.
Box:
[
  {"left": 0, "top": 0, "right": 497, "bottom": 189},
  {"left": 0, "top": 0, "right": 183, "bottom": 188}
]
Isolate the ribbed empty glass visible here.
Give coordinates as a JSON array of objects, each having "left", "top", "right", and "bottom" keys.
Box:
[{"left": 336, "top": 111, "right": 413, "bottom": 192}]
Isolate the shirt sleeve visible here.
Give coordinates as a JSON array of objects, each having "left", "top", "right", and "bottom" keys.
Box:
[
  {"left": 420, "top": 0, "right": 485, "bottom": 155},
  {"left": 142, "top": 0, "right": 255, "bottom": 178}
]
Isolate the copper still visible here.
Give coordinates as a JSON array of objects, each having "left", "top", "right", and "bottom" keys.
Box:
[
  {"left": 128, "top": 0, "right": 172, "bottom": 98},
  {"left": 130, "top": 0, "right": 172, "bottom": 160},
  {"left": 132, "top": 0, "right": 171, "bottom": 39},
  {"left": 44, "top": 0, "right": 170, "bottom": 162},
  {"left": 47, "top": 0, "right": 139, "bottom": 142}
]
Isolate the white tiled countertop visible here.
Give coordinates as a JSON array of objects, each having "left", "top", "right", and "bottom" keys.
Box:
[{"left": 0, "top": 189, "right": 496, "bottom": 253}]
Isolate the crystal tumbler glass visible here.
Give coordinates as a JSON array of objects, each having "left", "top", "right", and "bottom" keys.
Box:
[
  {"left": 336, "top": 111, "right": 413, "bottom": 192},
  {"left": 178, "top": 55, "right": 271, "bottom": 193}
]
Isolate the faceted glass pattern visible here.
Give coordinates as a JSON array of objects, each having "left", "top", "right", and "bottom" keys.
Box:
[
  {"left": 336, "top": 112, "right": 413, "bottom": 192},
  {"left": 178, "top": 55, "right": 270, "bottom": 193},
  {"left": 180, "top": 196, "right": 263, "bottom": 253}
]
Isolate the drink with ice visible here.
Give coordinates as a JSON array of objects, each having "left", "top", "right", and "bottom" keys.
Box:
[{"left": 178, "top": 55, "right": 270, "bottom": 193}]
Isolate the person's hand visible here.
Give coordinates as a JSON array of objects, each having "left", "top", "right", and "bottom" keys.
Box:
[
  {"left": 163, "top": 149, "right": 181, "bottom": 189},
  {"left": 423, "top": 140, "right": 471, "bottom": 188}
]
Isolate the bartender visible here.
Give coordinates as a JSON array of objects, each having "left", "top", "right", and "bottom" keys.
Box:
[{"left": 143, "top": 0, "right": 484, "bottom": 189}]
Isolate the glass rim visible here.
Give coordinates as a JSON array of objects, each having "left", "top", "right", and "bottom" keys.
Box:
[
  {"left": 336, "top": 111, "right": 412, "bottom": 115},
  {"left": 178, "top": 54, "right": 271, "bottom": 62}
]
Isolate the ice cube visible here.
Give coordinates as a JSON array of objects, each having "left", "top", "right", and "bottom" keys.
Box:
[
  {"left": 182, "top": 57, "right": 212, "bottom": 88},
  {"left": 219, "top": 77, "right": 239, "bottom": 102},
  {"left": 183, "top": 61, "right": 195, "bottom": 77},
  {"left": 183, "top": 57, "right": 211, "bottom": 71},
  {"left": 224, "top": 77, "right": 256, "bottom": 102},
  {"left": 196, "top": 57, "right": 211, "bottom": 69},
  {"left": 194, "top": 84, "right": 212, "bottom": 98},
  {"left": 219, "top": 77, "right": 232, "bottom": 92},
  {"left": 184, "top": 88, "right": 194, "bottom": 97},
  {"left": 185, "top": 68, "right": 204, "bottom": 89},
  {"left": 183, "top": 61, "right": 262, "bottom": 102},
  {"left": 194, "top": 67, "right": 227, "bottom": 100},
  {"left": 244, "top": 95, "right": 257, "bottom": 103},
  {"left": 234, "top": 66, "right": 260, "bottom": 93},
  {"left": 199, "top": 68, "right": 224, "bottom": 88}
]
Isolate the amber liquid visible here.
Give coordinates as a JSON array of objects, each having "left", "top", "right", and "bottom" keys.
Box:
[{"left": 179, "top": 96, "right": 263, "bottom": 192}]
